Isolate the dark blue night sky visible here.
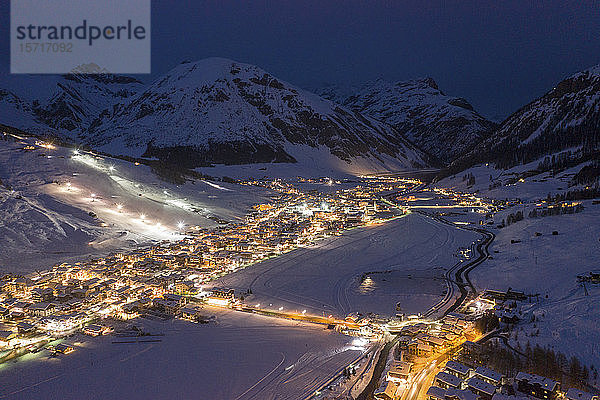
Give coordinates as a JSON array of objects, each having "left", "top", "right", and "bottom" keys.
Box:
[{"left": 1, "top": 0, "right": 599, "bottom": 120}]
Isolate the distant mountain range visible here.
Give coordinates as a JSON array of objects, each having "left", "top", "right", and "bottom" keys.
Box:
[
  {"left": 1, "top": 58, "right": 599, "bottom": 182},
  {"left": 84, "top": 58, "right": 434, "bottom": 170},
  {"left": 0, "top": 58, "right": 432, "bottom": 174},
  {"left": 317, "top": 78, "right": 497, "bottom": 164},
  {"left": 1, "top": 74, "right": 142, "bottom": 137},
  {"left": 36, "top": 74, "right": 143, "bottom": 134}
]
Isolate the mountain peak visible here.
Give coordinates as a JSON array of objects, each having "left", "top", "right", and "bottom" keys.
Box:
[
  {"left": 73, "top": 59, "right": 431, "bottom": 172},
  {"left": 574, "top": 63, "right": 600, "bottom": 78},
  {"left": 318, "top": 78, "right": 496, "bottom": 164},
  {"left": 417, "top": 77, "right": 439, "bottom": 90},
  {"left": 152, "top": 57, "right": 285, "bottom": 94}
]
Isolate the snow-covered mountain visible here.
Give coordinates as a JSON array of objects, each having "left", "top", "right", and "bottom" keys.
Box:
[
  {"left": 0, "top": 58, "right": 432, "bottom": 175},
  {"left": 444, "top": 64, "right": 600, "bottom": 184},
  {"left": 0, "top": 89, "right": 52, "bottom": 136},
  {"left": 0, "top": 73, "right": 141, "bottom": 139},
  {"left": 34, "top": 73, "right": 143, "bottom": 136},
  {"left": 317, "top": 78, "right": 497, "bottom": 164},
  {"left": 82, "top": 58, "right": 431, "bottom": 171}
]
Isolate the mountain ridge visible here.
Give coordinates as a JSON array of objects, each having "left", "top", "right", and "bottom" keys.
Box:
[
  {"left": 317, "top": 77, "right": 497, "bottom": 164},
  {"left": 441, "top": 63, "right": 600, "bottom": 185},
  {"left": 0, "top": 58, "right": 433, "bottom": 175}
]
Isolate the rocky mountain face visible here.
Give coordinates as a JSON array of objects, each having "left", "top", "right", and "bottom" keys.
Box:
[
  {"left": 0, "top": 89, "right": 49, "bottom": 135},
  {"left": 0, "top": 74, "right": 141, "bottom": 139},
  {"left": 318, "top": 78, "right": 497, "bottom": 164},
  {"left": 33, "top": 74, "right": 142, "bottom": 135},
  {"left": 444, "top": 65, "right": 600, "bottom": 184},
  {"left": 0, "top": 58, "right": 433, "bottom": 173},
  {"left": 77, "top": 58, "right": 433, "bottom": 170}
]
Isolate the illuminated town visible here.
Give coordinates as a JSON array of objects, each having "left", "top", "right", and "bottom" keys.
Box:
[
  {"left": 1, "top": 2, "right": 599, "bottom": 399},
  {"left": 0, "top": 136, "right": 597, "bottom": 400}
]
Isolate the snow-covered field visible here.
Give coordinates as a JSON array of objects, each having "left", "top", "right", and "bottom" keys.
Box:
[
  {"left": 211, "top": 213, "right": 480, "bottom": 318},
  {"left": 471, "top": 204, "right": 600, "bottom": 367},
  {"left": 436, "top": 162, "right": 600, "bottom": 368},
  {"left": 435, "top": 159, "right": 585, "bottom": 203},
  {"left": 0, "top": 136, "right": 271, "bottom": 273},
  {"left": 195, "top": 144, "right": 422, "bottom": 180},
  {"left": 0, "top": 308, "right": 364, "bottom": 400}
]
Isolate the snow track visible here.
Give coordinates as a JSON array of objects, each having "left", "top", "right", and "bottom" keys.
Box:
[{"left": 213, "top": 213, "right": 479, "bottom": 317}]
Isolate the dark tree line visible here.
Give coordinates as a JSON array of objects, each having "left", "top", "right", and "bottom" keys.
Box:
[
  {"left": 437, "top": 123, "right": 600, "bottom": 185},
  {"left": 529, "top": 203, "right": 584, "bottom": 218},
  {"left": 463, "top": 173, "right": 476, "bottom": 186},
  {"left": 573, "top": 162, "right": 600, "bottom": 185},
  {"left": 548, "top": 187, "right": 600, "bottom": 202},
  {"left": 505, "top": 211, "right": 524, "bottom": 226},
  {"left": 494, "top": 125, "right": 600, "bottom": 170},
  {"left": 475, "top": 312, "right": 500, "bottom": 333},
  {"left": 536, "top": 150, "right": 581, "bottom": 174},
  {"left": 478, "top": 341, "right": 597, "bottom": 391}
]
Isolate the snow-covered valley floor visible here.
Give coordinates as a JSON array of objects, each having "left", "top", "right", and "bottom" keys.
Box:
[
  {"left": 0, "top": 210, "right": 479, "bottom": 400},
  {"left": 436, "top": 163, "right": 600, "bottom": 369},
  {"left": 0, "top": 308, "right": 364, "bottom": 400},
  {"left": 211, "top": 212, "right": 480, "bottom": 318}
]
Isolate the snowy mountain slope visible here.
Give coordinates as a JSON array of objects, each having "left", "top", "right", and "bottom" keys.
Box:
[
  {"left": 0, "top": 89, "right": 55, "bottom": 136},
  {"left": 81, "top": 58, "right": 432, "bottom": 171},
  {"left": 471, "top": 200, "right": 600, "bottom": 368},
  {"left": 437, "top": 161, "right": 584, "bottom": 202},
  {"left": 432, "top": 163, "right": 600, "bottom": 369},
  {"left": 0, "top": 58, "right": 432, "bottom": 175},
  {"left": 318, "top": 78, "right": 497, "bottom": 164},
  {"left": 33, "top": 73, "right": 143, "bottom": 137},
  {"left": 443, "top": 64, "right": 600, "bottom": 181},
  {"left": 0, "top": 134, "right": 271, "bottom": 273}
]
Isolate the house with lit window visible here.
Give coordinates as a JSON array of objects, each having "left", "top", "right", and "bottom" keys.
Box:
[
  {"left": 515, "top": 372, "right": 560, "bottom": 400},
  {"left": 408, "top": 341, "right": 433, "bottom": 358},
  {"left": 387, "top": 361, "right": 412, "bottom": 382},
  {"left": 206, "top": 288, "right": 235, "bottom": 306},
  {"left": 0, "top": 330, "right": 17, "bottom": 345},
  {"left": 16, "top": 321, "right": 36, "bottom": 335},
  {"left": 474, "top": 366, "right": 504, "bottom": 386},
  {"left": 466, "top": 376, "right": 497, "bottom": 400},
  {"left": 445, "top": 360, "right": 472, "bottom": 380},
  {"left": 435, "top": 371, "right": 463, "bottom": 390},
  {"left": 427, "top": 386, "right": 447, "bottom": 400},
  {"left": 28, "top": 302, "right": 56, "bottom": 317}
]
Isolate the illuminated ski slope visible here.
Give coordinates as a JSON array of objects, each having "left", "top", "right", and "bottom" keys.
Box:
[{"left": 0, "top": 136, "right": 271, "bottom": 272}]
